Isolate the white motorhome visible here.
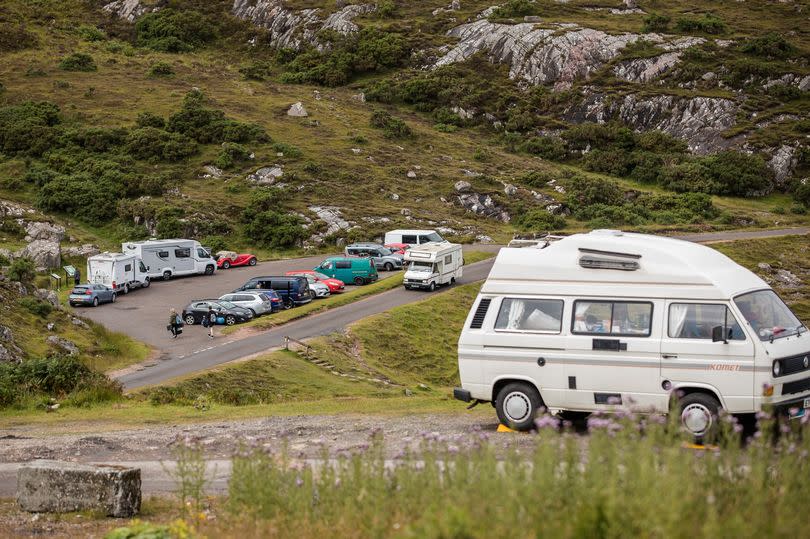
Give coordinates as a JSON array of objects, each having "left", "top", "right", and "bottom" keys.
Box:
[
  {"left": 121, "top": 239, "right": 216, "bottom": 280},
  {"left": 87, "top": 252, "right": 150, "bottom": 294},
  {"left": 384, "top": 229, "right": 445, "bottom": 247},
  {"left": 404, "top": 242, "right": 463, "bottom": 291},
  {"left": 455, "top": 230, "right": 810, "bottom": 437}
]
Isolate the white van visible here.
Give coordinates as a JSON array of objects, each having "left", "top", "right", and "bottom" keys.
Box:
[
  {"left": 87, "top": 252, "right": 150, "bottom": 294},
  {"left": 404, "top": 242, "right": 463, "bottom": 291},
  {"left": 122, "top": 239, "right": 216, "bottom": 280},
  {"left": 455, "top": 230, "right": 810, "bottom": 437},
  {"left": 384, "top": 229, "right": 445, "bottom": 247}
]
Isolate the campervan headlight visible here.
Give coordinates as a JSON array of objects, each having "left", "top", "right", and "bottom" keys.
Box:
[{"left": 772, "top": 360, "right": 782, "bottom": 377}]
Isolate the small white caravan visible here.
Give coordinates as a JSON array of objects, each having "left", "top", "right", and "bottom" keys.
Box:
[
  {"left": 87, "top": 252, "right": 150, "bottom": 294},
  {"left": 403, "top": 242, "right": 463, "bottom": 291},
  {"left": 455, "top": 230, "right": 810, "bottom": 437},
  {"left": 121, "top": 239, "right": 216, "bottom": 280},
  {"left": 384, "top": 229, "right": 445, "bottom": 247}
]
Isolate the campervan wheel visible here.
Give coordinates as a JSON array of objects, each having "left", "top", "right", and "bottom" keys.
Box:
[{"left": 496, "top": 382, "right": 543, "bottom": 432}]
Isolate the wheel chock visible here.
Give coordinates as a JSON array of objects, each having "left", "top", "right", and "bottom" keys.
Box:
[
  {"left": 682, "top": 442, "right": 719, "bottom": 451},
  {"left": 497, "top": 424, "right": 517, "bottom": 433}
]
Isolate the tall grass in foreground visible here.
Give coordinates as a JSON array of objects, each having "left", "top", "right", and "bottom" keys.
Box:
[{"left": 155, "top": 410, "right": 810, "bottom": 538}]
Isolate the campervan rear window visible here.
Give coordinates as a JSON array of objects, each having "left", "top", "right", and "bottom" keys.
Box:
[
  {"left": 572, "top": 300, "right": 652, "bottom": 337},
  {"left": 495, "top": 298, "right": 563, "bottom": 333},
  {"left": 444, "top": 255, "right": 452, "bottom": 264}
]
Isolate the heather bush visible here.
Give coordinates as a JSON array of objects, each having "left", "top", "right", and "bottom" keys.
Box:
[{"left": 58, "top": 53, "right": 97, "bottom": 72}]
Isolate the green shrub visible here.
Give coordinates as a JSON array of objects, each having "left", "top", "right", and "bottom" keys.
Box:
[
  {"left": 125, "top": 127, "right": 197, "bottom": 162},
  {"left": 700, "top": 151, "right": 772, "bottom": 196},
  {"left": 201, "top": 235, "right": 228, "bottom": 254},
  {"left": 434, "top": 123, "right": 458, "bottom": 133},
  {"left": 272, "top": 142, "right": 302, "bottom": 158},
  {"left": 58, "top": 53, "right": 97, "bottom": 72},
  {"left": 377, "top": 0, "right": 398, "bottom": 18},
  {"left": 135, "top": 9, "right": 217, "bottom": 52},
  {"left": 675, "top": 14, "right": 726, "bottom": 34},
  {"left": 517, "top": 170, "right": 555, "bottom": 188},
  {"left": 243, "top": 210, "right": 307, "bottom": 249},
  {"left": 566, "top": 176, "right": 625, "bottom": 209},
  {"left": 8, "top": 258, "right": 36, "bottom": 282},
  {"left": 136, "top": 111, "right": 166, "bottom": 129},
  {"left": 740, "top": 33, "right": 795, "bottom": 59},
  {"left": 166, "top": 90, "right": 267, "bottom": 144},
  {"left": 148, "top": 61, "right": 174, "bottom": 77},
  {"left": 19, "top": 297, "right": 52, "bottom": 317},
  {"left": 370, "top": 110, "right": 412, "bottom": 138},
  {"left": 629, "top": 152, "right": 664, "bottom": 184},
  {"left": 77, "top": 25, "right": 106, "bottom": 42},
  {"left": 519, "top": 137, "right": 567, "bottom": 161},
  {"left": 513, "top": 209, "right": 566, "bottom": 232},
  {"left": 61, "top": 127, "right": 128, "bottom": 153},
  {"left": 642, "top": 13, "right": 670, "bottom": 33},
  {"left": 491, "top": 0, "right": 536, "bottom": 18},
  {"left": 215, "top": 142, "right": 252, "bottom": 169},
  {"left": 793, "top": 181, "right": 810, "bottom": 206},
  {"left": 37, "top": 172, "right": 124, "bottom": 224},
  {"left": 0, "top": 101, "right": 61, "bottom": 157},
  {"left": 582, "top": 149, "right": 635, "bottom": 176},
  {"left": 766, "top": 84, "right": 803, "bottom": 102},
  {"left": 239, "top": 61, "right": 273, "bottom": 81}
]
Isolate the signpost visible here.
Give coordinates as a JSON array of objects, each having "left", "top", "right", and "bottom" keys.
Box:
[{"left": 50, "top": 273, "right": 62, "bottom": 291}]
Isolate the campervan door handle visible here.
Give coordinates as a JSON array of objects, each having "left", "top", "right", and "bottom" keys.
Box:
[{"left": 662, "top": 354, "right": 678, "bottom": 359}]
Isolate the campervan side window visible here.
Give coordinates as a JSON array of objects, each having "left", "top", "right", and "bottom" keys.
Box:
[
  {"left": 572, "top": 300, "right": 652, "bottom": 337},
  {"left": 335, "top": 260, "right": 351, "bottom": 269},
  {"left": 175, "top": 248, "right": 191, "bottom": 258},
  {"left": 402, "top": 235, "right": 417, "bottom": 244},
  {"left": 157, "top": 250, "right": 169, "bottom": 259},
  {"left": 444, "top": 255, "right": 453, "bottom": 264},
  {"left": 668, "top": 304, "right": 745, "bottom": 340},
  {"left": 124, "top": 264, "right": 132, "bottom": 272},
  {"left": 495, "top": 298, "right": 563, "bottom": 333}
]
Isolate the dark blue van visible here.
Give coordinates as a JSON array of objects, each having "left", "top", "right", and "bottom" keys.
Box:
[{"left": 234, "top": 276, "right": 312, "bottom": 309}]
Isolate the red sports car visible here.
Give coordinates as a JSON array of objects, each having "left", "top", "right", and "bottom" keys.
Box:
[
  {"left": 285, "top": 270, "right": 345, "bottom": 293},
  {"left": 215, "top": 250, "right": 258, "bottom": 269},
  {"left": 384, "top": 243, "right": 410, "bottom": 255}
]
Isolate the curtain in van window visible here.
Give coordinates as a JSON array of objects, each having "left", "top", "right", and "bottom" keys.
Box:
[
  {"left": 506, "top": 299, "right": 526, "bottom": 330},
  {"left": 668, "top": 304, "right": 689, "bottom": 338}
]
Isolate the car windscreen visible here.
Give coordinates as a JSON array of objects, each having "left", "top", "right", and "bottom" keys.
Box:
[
  {"left": 426, "top": 232, "right": 443, "bottom": 242},
  {"left": 313, "top": 272, "right": 329, "bottom": 280},
  {"left": 218, "top": 301, "right": 237, "bottom": 309},
  {"left": 734, "top": 289, "right": 805, "bottom": 341}
]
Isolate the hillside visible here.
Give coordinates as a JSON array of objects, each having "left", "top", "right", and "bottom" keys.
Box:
[{"left": 0, "top": 0, "right": 808, "bottom": 262}]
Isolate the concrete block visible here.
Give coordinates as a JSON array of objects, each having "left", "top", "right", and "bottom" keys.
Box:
[{"left": 16, "top": 460, "right": 141, "bottom": 517}]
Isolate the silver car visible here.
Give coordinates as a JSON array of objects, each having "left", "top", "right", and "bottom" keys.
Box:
[
  {"left": 218, "top": 292, "right": 275, "bottom": 316},
  {"left": 345, "top": 243, "right": 404, "bottom": 271}
]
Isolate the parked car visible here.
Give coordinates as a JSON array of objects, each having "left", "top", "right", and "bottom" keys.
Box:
[
  {"left": 285, "top": 270, "right": 345, "bottom": 293},
  {"left": 214, "top": 250, "right": 258, "bottom": 269},
  {"left": 315, "top": 257, "right": 378, "bottom": 285},
  {"left": 295, "top": 275, "right": 330, "bottom": 299},
  {"left": 345, "top": 243, "right": 404, "bottom": 271},
  {"left": 69, "top": 284, "right": 116, "bottom": 307},
  {"left": 218, "top": 291, "right": 278, "bottom": 316},
  {"left": 234, "top": 276, "right": 312, "bottom": 309},
  {"left": 384, "top": 229, "right": 445, "bottom": 247},
  {"left": 384, "top": 243, "right": 410, "bottom": 256},
  {"left": 182, "top": 299, "right": 254, "bottom": 326}
]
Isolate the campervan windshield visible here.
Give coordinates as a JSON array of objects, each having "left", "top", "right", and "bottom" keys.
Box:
[
  {"left": 734, "top": 289, "right": 805, "bottom": 341},
  {"left": 410, "top": 262, "right": 434, "bottom": 273},
  {"left": 425, "top": 232, "right": 443, "bottom": 242}
]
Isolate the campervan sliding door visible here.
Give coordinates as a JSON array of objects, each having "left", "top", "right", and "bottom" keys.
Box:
[
  {"left": 486, "top": 296, "right": 568, "bottom": 408},
  {"left": 565, "top": 299, "right": 665, "bottom": 412},
  {"left": 661, "top": 301, "right": 755, "bottom": 413},
  {"left": 173, "top": 246, "right": 194, "bottom": 273}
]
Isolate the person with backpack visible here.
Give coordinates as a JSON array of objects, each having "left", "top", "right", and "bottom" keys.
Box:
[
  {"left": 202, "top": 305, "right": 215, "bottom": 339},
  {"left": 168, "top": 308, "right": 183, "bottom": 338}
]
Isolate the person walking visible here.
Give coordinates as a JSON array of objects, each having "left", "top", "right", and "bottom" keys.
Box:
[
  {"left": 168, "top": 308, "right": 181, "bottom": 339},
  {"left": 203, "top": 306, "right": 215, "bottom": 339}
]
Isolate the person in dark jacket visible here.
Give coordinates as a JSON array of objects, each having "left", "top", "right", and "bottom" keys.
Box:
[
  {"left": 168, "top": 308, "right": 181, "bottom": 338},
  {"left": 203, "top": 306, "right": 215, "bottom": 339}
]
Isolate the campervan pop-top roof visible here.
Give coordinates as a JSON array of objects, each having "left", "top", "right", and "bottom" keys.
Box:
[{"left": 483, "top": 230, "right": 767, "bottom": 301}]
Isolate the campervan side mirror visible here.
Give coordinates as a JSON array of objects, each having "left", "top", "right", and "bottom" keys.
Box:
[{"left": 712, "top": 325, "right": 731, "bottom": 343}]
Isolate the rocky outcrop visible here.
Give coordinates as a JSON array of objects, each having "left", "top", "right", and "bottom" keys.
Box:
[
  {"left": 308, "top": 205, "right": 353, "bottom": 243},
  {"left": 613, "top": 52, "right": 682, "bottom": 83},
  {"left": 287, "top": 102, "right": 308, "bottom": 117},
  {"left": 47, "top": 336, "right": 79, "bottom": 356},
  {"left": 232, "top": 1, "right": 375, "bottom": 50},
  {"left": 456, "top": 192, "right": 511, "bottom": 222},
  {"left": 763, "top": 73, "right": 810, "bottom": 92},
  {"left": 63, "top": 244, "right": 101, "bottom": 258},
  {"left": 17, "top": 240, "right": 61, "bottom": 269},
  {"left": 24, "top": 222, "right": 65, "bottom": 243},
  {"left": 34, "top": 288, "right": 60, "bottom": 308},
  {"left": 768, "top": 145, "right": 798, "bottom": 187},
  {"left": 17, "top": 460, "right": 141, "bottom": 518},
  {"left": 247, "top": 166, "right": 284, "bottom": 185},
  {"left": 102, "top": 0, "right": 157, "bottom": 22},
  {"left": 0, "top": 325, "right": 23, "bottom": 363},
  {"left": 564, "top": 93, "right": 739, "bottom": 154}
]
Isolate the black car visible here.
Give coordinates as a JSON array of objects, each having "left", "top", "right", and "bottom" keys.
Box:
[
  {"left": 182, "top": 299, "right": 254, "bottom": 326},
  {"left": 233, "top": 276, "right": 312, "bottom": 309}
]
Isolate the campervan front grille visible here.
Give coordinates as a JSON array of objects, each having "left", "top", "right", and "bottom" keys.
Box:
[
  {"left": 469, "top": 298, "right": 491, "bottom": 329},
  {"left": 782, "top": 376, "right": 810, "bottom": 396},
  {"left": 775, "top": 352, "right": 810, "bottom": 378}
]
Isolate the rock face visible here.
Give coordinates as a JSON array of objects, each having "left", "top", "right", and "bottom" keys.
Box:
[
  {"left": 308, "top": 205, "right": 352, "bottom": 239},
  {"left": 17, "top": 460, "right": 141, "bottom": 518},
  {"left": 768, "top": 145, "right": 799, "bottom": 187},
  {"left": 564, "top": 93, "right": 739, "bottom": 154},
  {"left": 102, "top": 0, "right": 156, "bottom": 22},
  {"left": 34, "top": 288, "right": 59, "bottom": 308},
  {"left": 613, "top": 51, "right": 682, "bottom": 83},
  {"left": 63, "top": 244, "right": 101, "bottom": 258},
  {"left": 0, "top": 325, "right": 23, "bottom": 363},
  {"left": 247, "top": 166, "right": 284, "bottom": 185},
  {"left": 232, "top": 1, "right": 375, "bottom": 50},
  {"left": 24, "top": 222, "right": 65, "bottom": 243},
  {"left": 456, "top": 193, "right": 510, "bottom": 222},
  {"left": 18, "top": 240, "right": 61, "bottom": 269},
  {"left": 287, "top": 102, "right": 308, "bottom": 117},
  {"left": 46, "top": 336, "right": 79, "bottom": 356}
]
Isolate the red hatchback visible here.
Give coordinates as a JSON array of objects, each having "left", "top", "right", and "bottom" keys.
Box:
[{"left": 285, "top": 270, "right": 345, "bottom": 293}]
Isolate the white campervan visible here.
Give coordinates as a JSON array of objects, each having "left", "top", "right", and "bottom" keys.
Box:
[
  {"left": 87, "top": 252, "right": 150, "bottom": 294},
  {"left": 455, "top": 230, "right": 810, "bottom": 437},
  {"left": 121, "top": 239, "right": 216, "bottom": 281},
  {"left": 384, "top": 229, "right": 445, "bottom": 247},
  {"left": 403, "top": 242, "right": 463, "bottom": 291}
]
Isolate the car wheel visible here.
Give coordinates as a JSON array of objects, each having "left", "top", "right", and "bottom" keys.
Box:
[
  {"left": 122, "top": 284, "right": 129, "bottom": 295},
  {"left": 404, "top": 285, "right": 411, "bottom": 290},
  {"left": 309, "top": 290, "right": 316, "bottom": 300},
  {"left": 222, "top": 260, "right": 231, "bottom": 269},
  {"left": 225, "top": 315, "right": 236, "bottom": 325},
  {"left": 678, "top": 392, "right": 721, "bottom": 442},
  {"left": 283, "top": 299, "right": 293, "bottom": 310},
  {"left": 143, "top": 278, "right": 150, "bottom": 289},
  {"left": 111, "top": 293, "right": 116, "bottom": 303},
  {"left": 205, "top": 265, "right": 215, "bottom": 275},
  {"left": 92, "top": 297, "right": 99, "bottom": 307},
  {"left": 248, "top": 257, "right": 257, "bottom": 266},
  {"left": 451, "top": 277, "right": 456, "bottom": 285},
  {"left": 429, "top": 282, "right": 436, "bottom": 292},
  {"left": 184, "top": 314, "right": 196, "bottom": 325},
  {"left": 163, "top": 271, "right": 171, "bottom": 281},
  {"left": 354, "top": 277, "right": 364, "bottom": 286},
  {"left": 496, "top": 382, "right": 543, "bottom": 432},
  {"left": 248, "top": 308, "right": 256, "bottom": 317},
  {"left": 384, "top": 262, "right": 393, "bottom": 272}
]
